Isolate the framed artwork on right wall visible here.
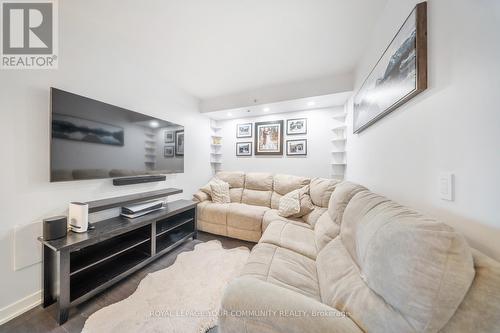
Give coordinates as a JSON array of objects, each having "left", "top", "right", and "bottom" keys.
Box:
[{"left": 352, "top": 2, "right": 427, "bottom": 133}]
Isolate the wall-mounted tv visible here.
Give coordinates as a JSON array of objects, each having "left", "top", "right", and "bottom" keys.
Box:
[{"left": 50, "top": 88, "right": 184, "bottom": 182}]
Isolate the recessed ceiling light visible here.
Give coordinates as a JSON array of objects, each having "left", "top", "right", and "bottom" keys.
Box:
[
  {"left": 307, "top": 101, "right": 316, "bottom": 106},
  {"left": 227, "top": 112, "right": 233, "bottom": 117},
  {"left": 263, "top": 107, "right": 270, "bottom": 112},
  {"left": 150, "top": 120, "right": 159, "bottom": 128}
]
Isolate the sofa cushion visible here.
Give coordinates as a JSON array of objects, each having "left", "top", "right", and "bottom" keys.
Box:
[
  {"left": 338, "top": 190, "right": 475, "bottom": 333},
  {"left": 227, "top": 203, "right": 269, "bottom": 231},
  {"left": 441, "top": 249, "right": 500, "bottom": 333},
  {"left": 309, "top": 178, "right": 339, "bottom": 207},
  {"left": 244, "top": 172, "right": 274, "bottom": 190},
  {"left": 317, "top": 238, "right": 413, "bottom": 333},
  {"left": 314, "top": 212, "right": 340, "bottom": 251},
  {"left": 216, "top": 171, "right": 245, "bottom": 188},
  {"left": 278, "top": 188, "right": 301, "bottom": 217},
  {"left": 262, "top": 209, "right": 308, "bottom": 232},
  {"left": 242, "top": 189, "right": 272, "bottom": 207},
  {"left": 229, "top": 188, "right": 243, "bottom": 203},
  {"left": 197, "top": 201, "right": 228, "bottom": 226},
  {"left": 270, "top": 192, "right": 282, "bottom": 209},
  {"left": 260, "top": 220, "right": 317, "bottom": 259},
  {"left": 301, "top": 206, "right": 327, "bottom": 228},
  {"left": 241, "top": 243, "right": 321, "bottom": 301},
  {"left": 327, "top": 181, "right": 367, "bottom": 225},
  {"left": 273, "top": 174, "right": 310, "bottom": 195}
]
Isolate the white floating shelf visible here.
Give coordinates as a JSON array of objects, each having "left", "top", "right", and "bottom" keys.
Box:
[
  {"left": 211, "top": 143, "right": 222, "bottom": 147},
  {"left": 211, "top": 152, "right": 222, "bottom": 155},
  {"left": 331, "top": 151, "right": 346, "bottom": 154},
  {"left": 211, "top": 135, "right": 223, "bottom": 138},
  {"left": 331, "top": 138, "right": 347, "bottom": 142},
  {"left": 210, "top": 161, "right": 222, "bottom": 164},
  {"left": 330, "top": 162, "right": 347, "bottom": 166}
]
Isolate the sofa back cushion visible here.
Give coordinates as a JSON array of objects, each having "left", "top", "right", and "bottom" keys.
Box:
[
  {"left": 314, "top": 181, "right": 366, "bottom": 251},
  {"left": 326, "top": 190, "right": 475, "bottom": 332},
  {"left": 441, "top": 249, "right": 500, "bottom": 333},
  {"left": 216, "top": 171, "right": 245, "bottom": 203},
  {"left": 242, "top": 172, "right": 273, "bottom": 207},
  {"left": 216, "top": 171, "right": 245, "bottom": 188},
  {"left": 271, "top": 174, "right": 310, "bottom": 209},
  {"left": 327, "top": 181, "right": 367, "bottom": 225},
  {"left": 309, "top": 178, "right": 339, "bottom": 207}
]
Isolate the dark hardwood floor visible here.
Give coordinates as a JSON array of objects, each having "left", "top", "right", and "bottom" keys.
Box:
[{"left": 0, "top": 232, "right": 254, "bottom": 333}]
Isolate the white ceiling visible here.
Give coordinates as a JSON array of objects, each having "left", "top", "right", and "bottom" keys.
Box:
[
  {"left": 110, "top": 0, "right": 388, "bottom": 100},
  {"left": 205, "top": 91, "right": 352, "bottom": 120}
]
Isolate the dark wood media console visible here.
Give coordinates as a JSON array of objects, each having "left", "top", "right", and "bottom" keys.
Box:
[{"left": 38, "top": 190, "right": 197, "bottom": 325}]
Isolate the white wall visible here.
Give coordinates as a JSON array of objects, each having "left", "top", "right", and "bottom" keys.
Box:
[
  {"left": 0, "top": 1, "right": 212, "bottom": 321},
  {"left": 346, "top": 0, "right": 500, "bottom": 259},
  {"left": 218, "top": 108, "right": 343, "bottom": 178}
]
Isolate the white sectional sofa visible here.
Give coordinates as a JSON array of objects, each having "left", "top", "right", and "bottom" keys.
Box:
[
  {"left": 194, "top": 172, "right": 500, "bottom": 333},
  {"left": 194, "top": 171, "right": 337, "bottom": 242}
]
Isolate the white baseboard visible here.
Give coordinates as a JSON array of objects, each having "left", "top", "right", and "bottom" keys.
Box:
[{"left": 0, "top": 290, "right": 41, "bottom": 325}]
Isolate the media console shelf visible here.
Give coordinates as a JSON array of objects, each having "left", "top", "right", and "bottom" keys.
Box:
[{"left": 38, "top": 194, "right": 197, "bottom": 325}]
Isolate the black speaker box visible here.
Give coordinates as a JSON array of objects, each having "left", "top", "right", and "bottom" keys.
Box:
[{"left": 43, "top": 216, "right": 68, "bottom": 240}]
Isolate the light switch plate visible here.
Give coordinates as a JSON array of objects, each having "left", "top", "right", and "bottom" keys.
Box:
[{"left": 439, "top": 172, "right": 454, "bottom": 201}]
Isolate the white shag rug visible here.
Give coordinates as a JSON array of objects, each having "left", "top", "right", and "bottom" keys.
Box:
[{"left": 82, "top": 240, "right": 249, "bottom": 333}]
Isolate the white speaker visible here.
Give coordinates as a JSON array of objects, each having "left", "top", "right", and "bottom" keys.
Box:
[{"left": 69, "top": 202, "right": 89, "bottom": 233}]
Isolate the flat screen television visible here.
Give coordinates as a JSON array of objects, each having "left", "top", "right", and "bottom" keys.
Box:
[{"left": 50, "top": 88, "right": 184, "bottom": 182}]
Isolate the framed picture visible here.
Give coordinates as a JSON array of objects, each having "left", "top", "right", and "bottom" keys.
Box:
[
  {"left": 164, "top": 130, "right": 174, "bottom": 143},
  {"left": 286, "top": 118, "right": 307, "bottom": 135},
  {"left": 254, "top": 120, "right": 283, "bottom": 155},
  {"left": 286, "top": 139, "right": 307, "bottom": 156},
  {"left": 175, "top": 130, "right": 184, "bottom": 156},
  {"left": 353, "top": 2, "right": 427, "bottom": 133},
  {"left": 237, "top": 123, "right": 252, "bottom": 138},
  {"left": 236, "top": 142, "right": 252, "bottom": 156},
  {"left": 164, "top": 145, "right": 174, "bottom": 157},
  {"left": 52, "top": 113, "right": 124, "bottom": 146}
]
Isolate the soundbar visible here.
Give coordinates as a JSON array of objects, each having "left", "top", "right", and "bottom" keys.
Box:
[{"left": 113, "top": 175, "right": 166, "bottom": 186}]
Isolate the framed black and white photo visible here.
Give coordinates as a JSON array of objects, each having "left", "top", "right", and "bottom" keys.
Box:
[
  {"left": 286, "top": 139, "right": 307, "bottom": 156},
  {"left": 286, "top": 118, "right": 307, "bottom": 135},
  {"left": 236, "top": 142, "right": 252, "bottom": 156},
  {"left": 255, "top": 120, "right": 283, "bottom": 155},
  {"left": 164, "top": 130, "right": 174, "bottom": 143},
  {"left": 175, "top": 130, "right": 184, "bottom": 156},
  {"left": 164, "top": 145, "right": 174, "bottom": 157},
  {"left": 353, "top": 2, "right": 427, "bottom": 133},
  {"left": 237, "top": 123, "right": 252, "bottom": 138}
]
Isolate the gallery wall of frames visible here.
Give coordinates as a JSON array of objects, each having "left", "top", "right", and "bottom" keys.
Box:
[{"left": 235, "top": 118, "right": 308, "bottom": 157}]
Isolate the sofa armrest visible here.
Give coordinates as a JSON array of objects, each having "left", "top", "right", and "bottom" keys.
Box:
[
  {"left": 219, "top": 277, "right": 362, "bottom": 333},
  {"left": 193, "top": 190, "right": 210, "bottom": 202}
]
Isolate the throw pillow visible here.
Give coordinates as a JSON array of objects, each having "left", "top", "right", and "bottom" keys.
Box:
[
  {"left": 278, "top": 189, "right": 301, "bottom": 217},
  {"left": 210, "top": 181, "right": 231, "bottom": 204},
  {"left": 200, "top": 177, "right": 224, "bottom": 198},
  {"left": 292, "top": 185, "right": 315, "bottom": 218}
]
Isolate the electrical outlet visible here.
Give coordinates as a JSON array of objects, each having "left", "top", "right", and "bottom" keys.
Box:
[{"left": 439, "top": 172, "right": 454, "bottom": 201}]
